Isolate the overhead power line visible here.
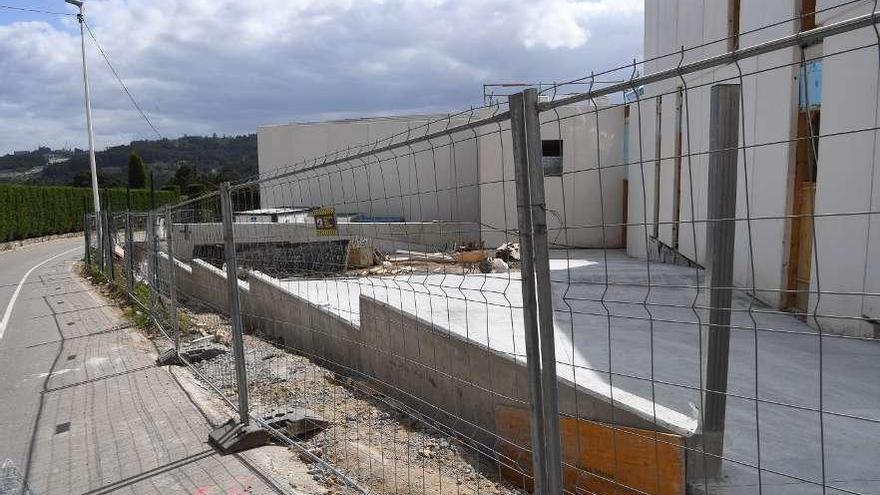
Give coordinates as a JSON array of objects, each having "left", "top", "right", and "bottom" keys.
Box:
[
  {"left": 0, "top": 4, "right": 75, "bottom": 16},
  {"left": 82, "top": 19, "right": 163, "bottom": 140}
]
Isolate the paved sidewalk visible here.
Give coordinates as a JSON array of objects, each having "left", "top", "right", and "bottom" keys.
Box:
[{"left": 0, "top": 242, "right": 286, "bottom": 495}]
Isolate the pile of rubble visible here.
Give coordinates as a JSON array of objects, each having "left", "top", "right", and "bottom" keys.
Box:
[
  {"left": 169, "top": 307, "right": 525, "bottom": 495},
  {"left": 348, "top": 242, "right": 522, "bottom": 277}
]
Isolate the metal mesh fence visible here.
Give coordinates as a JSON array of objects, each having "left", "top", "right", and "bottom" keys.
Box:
[
  {"left": 225, "top": 111, "right": 541, "bottom": 494},
  {"left": 81, "top": 5, "right": 880, "bottom": 494}
]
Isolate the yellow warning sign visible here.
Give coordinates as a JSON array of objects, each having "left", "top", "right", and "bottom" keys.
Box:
[{"left": 313, "top": 207, "right": 337, "bottom": 236}]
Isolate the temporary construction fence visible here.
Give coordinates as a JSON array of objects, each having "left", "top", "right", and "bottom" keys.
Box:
[{"left": 84, "top": 6, "right": 880, "bottom": 495}]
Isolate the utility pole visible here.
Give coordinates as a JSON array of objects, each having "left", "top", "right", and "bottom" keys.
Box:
[{"left": 67, "top": 0, "right": 102, "bottom": 243}]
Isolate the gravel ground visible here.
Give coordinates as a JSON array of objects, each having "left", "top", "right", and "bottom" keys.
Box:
[{"left": 162, "top": 301, "right": 528, "bottom": 495}]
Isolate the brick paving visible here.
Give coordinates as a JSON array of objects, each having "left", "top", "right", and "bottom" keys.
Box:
[{"left": 1, "top": 246, "right": 286, "bottom": 495}]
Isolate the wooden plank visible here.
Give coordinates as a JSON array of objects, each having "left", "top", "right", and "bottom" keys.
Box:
[
  {"left": 795, "top": 182, "right": 816, "bottom": 312},
  {"left": 496, "top": 405, "right": 685, "bottom": 495},
  {"left": 785, "top": 110, "right": 819, "bottom": 311}
]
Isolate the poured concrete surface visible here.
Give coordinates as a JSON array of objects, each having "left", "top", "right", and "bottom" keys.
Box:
[{"left": 262, "top": 249, "right": 879, "bottom": 494}]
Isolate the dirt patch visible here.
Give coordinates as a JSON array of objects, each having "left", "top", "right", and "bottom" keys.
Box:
[{"left": 165, "top": 304, "right": 527, "bottom": 495}]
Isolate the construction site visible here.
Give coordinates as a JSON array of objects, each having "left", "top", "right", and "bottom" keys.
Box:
[{"left": 12, "top": 1, "right": 877, "bottom": 494}]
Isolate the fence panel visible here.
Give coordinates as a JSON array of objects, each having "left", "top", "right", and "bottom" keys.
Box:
[{"left": 221, "top": 108, "right": 558, "bottom": 494}]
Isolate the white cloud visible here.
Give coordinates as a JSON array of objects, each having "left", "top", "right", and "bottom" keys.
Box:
[
  {"left": 0, "top": 0, "right": 642, "bottom": 154},
  {"left": 521, "top": 0, "right": 643, "bottom": 49}
]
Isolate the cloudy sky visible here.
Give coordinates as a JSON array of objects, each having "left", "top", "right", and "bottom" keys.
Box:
[{"left": 0, "top": 0, "right": 643, "bottom": 154}]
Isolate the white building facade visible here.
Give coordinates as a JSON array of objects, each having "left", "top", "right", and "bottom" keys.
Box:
[
  {"left": 629, "top": 0, "right": 880, "bottom": 337},
  {"left": 258, "top": 105, "right": 627, "bottom": 251}
]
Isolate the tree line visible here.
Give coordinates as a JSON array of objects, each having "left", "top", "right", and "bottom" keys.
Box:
[{"left": 0, "top": 184, "right": 178, "bottom": 242}]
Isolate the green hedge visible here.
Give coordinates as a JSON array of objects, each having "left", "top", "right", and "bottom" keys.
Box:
[{"left": 0, "top": 185, "right": 179, "bottom": 242}]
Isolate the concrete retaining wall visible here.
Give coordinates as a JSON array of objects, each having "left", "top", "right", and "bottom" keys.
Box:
[
  {"left": 157, "top": 251, "right": 193, "bottom": 297},
  {"left": 170, "top": 221, "right": 481, "bottom": 263},
  {"left": 172, "top": 258, "right": 253, "bottom": 321},
  {"left": 358, "top": 296, "right": 691, "bottom": 442},
  {"left": 247, "top": 272, "right": 361, "bottom": 373}
]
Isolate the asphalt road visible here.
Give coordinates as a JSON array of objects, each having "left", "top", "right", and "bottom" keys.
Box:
[{"left": 0, "top": 238, "right": 285, "bottom": 494}]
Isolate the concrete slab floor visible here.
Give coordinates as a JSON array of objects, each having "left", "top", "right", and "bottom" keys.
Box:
[{"left": 261, "top": 249, "right": 880, "bottom": 495}]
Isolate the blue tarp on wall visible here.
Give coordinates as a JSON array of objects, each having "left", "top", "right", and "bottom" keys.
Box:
[{"left": 799, "top": 60, "right": 823, "bottom": 108}]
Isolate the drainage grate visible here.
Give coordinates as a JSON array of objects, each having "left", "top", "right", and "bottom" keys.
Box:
[{"left": 55, "top": 422, "right": 70, "bottom": 435}]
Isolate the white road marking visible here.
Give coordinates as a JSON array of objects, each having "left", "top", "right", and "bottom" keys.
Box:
[
  {"left": 0, "top": 247, "right": 81, "bottom": 340},
  {"left": 32, "top": 367, "right": 79, "bottom": 379}
]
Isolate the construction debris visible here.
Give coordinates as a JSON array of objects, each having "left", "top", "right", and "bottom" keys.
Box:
[
  {"left": 156, "top": 344, "right": 227, "bottom": 367},
  {"left": 478, "top": 257, "right": 509, "bottom": 274},
  {"left": 494, "top": 242, "right": 520, "bottom": 263},
  {"left": 347, "top": 237, "right": 380, "bottom": 268},
  {"left": 386, "top": 250, "right": 455, "bottom": 263},
  {"left": 262, "top": 408, "right": 330, "bottom": 438}
]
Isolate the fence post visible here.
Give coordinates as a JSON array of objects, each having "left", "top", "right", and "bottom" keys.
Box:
[
  {"left": 125, "top": 211, "right": 134, "bottom": 293},
  {"left": 703, "top": 83, "right": 740, "bottom": 477},
  {"left": 84, "top": 213, "right": 92, "bottom": 271},
  {"left": 522, "top": 87, "right": 564, "bottom": 493},
  {"left": 126, "top": 189, "right": 134, "bottom": 293},
  {"left": 97, "top": 211, "right": 105, "bottom": 274},
  {"left": 99, "top": 210, "right": 108, "bottom": 275},
  {"left": 106, "top": 211, "right": 115, "bottom": 282},
  {"left": 165, "top": 206, "right": 181, "bottom": 352},
  {"left": 220, "top": 182, "right": 250, "bottom": 424},
  {"left": 510, "top": 89, "right": 564, "bottom": 494},
  {"left": 510, "top": 91, "right": 549, "bottom": 494},
  {"left": 147, "top": 210, "right": 157, "bottom": 311}
]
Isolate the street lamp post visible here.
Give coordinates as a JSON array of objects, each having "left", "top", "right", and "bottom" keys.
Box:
[{"left": 67, "top": 0, "right": 102, "bottom": 244}]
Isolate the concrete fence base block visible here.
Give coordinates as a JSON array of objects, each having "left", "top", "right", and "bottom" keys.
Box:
[
  {"left": 155, "top": 348, "right": 183, "bottom": 367},
  {"left": 208, "top": 419, "right": 272, "bottom": 455},
  {"left": 157, "top": 345, "right": 228, "bottom": 367}
]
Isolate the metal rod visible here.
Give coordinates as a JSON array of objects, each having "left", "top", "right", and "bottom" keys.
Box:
[
  {"left": 125, "top": 211, "right": 133, "bottom": 292},
  {"left": 97, "top": 195, "right": 105, "bottom": 274},
  {"left": 540, "top": 10, "right": 880, "bottom": 112},
  {"left": 165, "top": 206, "right": 180, "bottom": 352},
  {"left": 147, "top": 210, "right": 157, "bottom": 311},
  {"left": 703, "top": 83, "right": 740, "bottom": 477},
  {"left": 105, "top": 199, "right": 114, "bottom": 282},
  {"left": 509, "top": 90, "right": 548, "bottom": 495},
  {"left": 672, "top": 87, "right": 684, "bottom": 249},
  {"left": 653, "top": 95, "right": 663, "bottom": 239},
  {"left": 83, "top": 212, "right": 92, "bottom": 270},
  {"left": 230, "top": 111, "right": 511, "bottom": 191},
  {"left": 522, "top": 88, "right": 564, "bottom": 494},
  {"left": 100, "top": 210, "right": 107, "bottom": 274},
  {"left": 220, "top": 182, "right": 250, "bottom": 424},
  {"left": 105, "top": 190, "right": 112, "bottom": 274}
]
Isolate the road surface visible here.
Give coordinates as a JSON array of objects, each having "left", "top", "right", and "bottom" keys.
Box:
[{"left": 0, "top": 237, "right": 285, "bottom": 494}]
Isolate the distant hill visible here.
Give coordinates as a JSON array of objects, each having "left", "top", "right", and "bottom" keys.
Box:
[{"left": 0, "top": 134, "right": 258, "bottom": 191}]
